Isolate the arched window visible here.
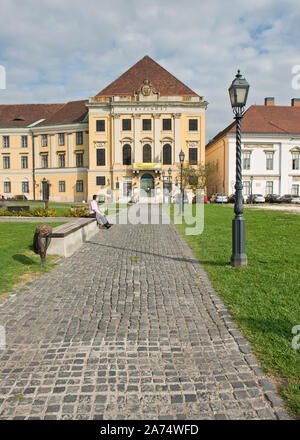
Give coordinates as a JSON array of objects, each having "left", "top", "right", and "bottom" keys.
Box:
[
  {"left": 163, "top": 144, "right": 172, "bottom": 165},
  {"left": 143, "top": 144, "right": 152, "bottom": 163},
  {"left": 123, "top": 144, "right": 131, "bottom": 165}
]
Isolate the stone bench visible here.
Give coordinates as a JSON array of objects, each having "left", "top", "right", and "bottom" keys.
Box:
[{"left": 47, "top": 218, "right": 98, "bottom": 258}]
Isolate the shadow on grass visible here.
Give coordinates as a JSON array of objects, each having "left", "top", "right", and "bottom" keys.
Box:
[
  {"left": 13, "top": 254, "right": 36, "bottom": 265},
  {"left": 237, "top": 316, "right": 297, "bottom": 342},
  {"left": 200, "top": 260, "right": 230, "bottom": 267}
]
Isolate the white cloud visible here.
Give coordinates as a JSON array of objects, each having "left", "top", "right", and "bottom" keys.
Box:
[{"left": 0, "top": 0, "right": 300, "bottom": 139}]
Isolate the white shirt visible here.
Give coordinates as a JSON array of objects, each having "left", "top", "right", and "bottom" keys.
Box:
[{"left": 89, "top": 200, "right": 104, "bottom": 215}]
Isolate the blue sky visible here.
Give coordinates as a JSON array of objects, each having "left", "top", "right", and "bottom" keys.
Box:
[{"left": 0, "top": 0, "right": 300, "bottom": 140}]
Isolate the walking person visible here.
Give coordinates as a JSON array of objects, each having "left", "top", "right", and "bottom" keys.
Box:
[{"left": 89, "top": 195, "right": 112, "bottom": 229}]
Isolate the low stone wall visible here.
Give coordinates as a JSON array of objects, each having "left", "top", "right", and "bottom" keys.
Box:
[{"left": 47, "top": 218, "right": 98, "bottom": 258}]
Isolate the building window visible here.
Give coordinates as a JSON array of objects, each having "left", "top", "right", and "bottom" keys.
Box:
[
  {"left": 76, "top": 180, "right": 83, "bottom": 192},
  {"left": 22, "top": 181, "right": 29, "bottom": 193},
  {"left": 4, "top": 181, "right": 11, "bottom": 193},
  {"left": 42, "top": 134, "right": 48, "bottom": 147},
  {"left": 142, "top": 119, "right": 152, "bottom": 131},
  {"left": 122, "top": 119, "right": 132, "bottom": 131},
  {"left": 41, "top": 155, "right": 48, "bottom": 168},
  {"left": 266, "top": 181, "right": 273, "bottom": 194},
  {"left": 58, "top": 133, "right": 65, "bottom": 146},
  {"left": 96, "top": 149, "right": 106, "bottom": 166},
  {"left": 163, "top": 119, "right": 172, "bottom": 131},
  {"left": 189, "top": 148, "right": 198, "bottom": 165},
  {"left": 292, "top": 184, "right": 299, "bottom": 196},
  {"left": 21, "top": 155, "right": 28, "bottom": 169},
  {"left": 3, "top": 136, "right": 9, "bottom": 148},
  {"left": 292, "top": 152, "right": 300, "bottom": 170},
  {"left": 266, "top": 152, "right": 274, "bottom": 170},
  {"left": 96, "top": 120, "right": 105, "bottom": 132},
  {"left": 59, "top": 181, "right": 65, "bottom": 192},
  {"left": 242, "top": 152, "right": 251, "bottom": 170},
  {"left": 143, "top": 144, "right": 152, "bottom": 163},
  {"left": 189, "top": 119, "right": 198, "bottom": 131},
  {"left": 163, "top": 144, "right": 172, "bottom": 165},
  {"left": 58, "top": 153, "right": 65, "bottom": 168},
  {"left": 76, "top": 131, "right": 83, "bottom": 145},
  {"left": 123, "top": 144, "right": 131, "bottom": 165},
  {"left": 3, "top": 156, "right": 10, "bottom": 169},
  {"left": 243, "top": 181, "right": 250, "bottom": 196},
  {"left": 21, "top": 135, "right": 28, "bottom": 148},
  {"left": 96, "top": 176, "right": 106, "bottom": 186},
  {"left": 76, "top": 152, "right": 84, "bottom": 167}
]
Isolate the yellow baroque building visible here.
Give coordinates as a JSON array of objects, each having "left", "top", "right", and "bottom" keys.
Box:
[{"left": 0, "top": 56, "right": 208, "bottom": 203}]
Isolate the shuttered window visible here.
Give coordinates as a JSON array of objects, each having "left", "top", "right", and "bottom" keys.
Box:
[
  {"left": 122, "top": 119, "right": 132, "bottom": 131},
  {"left": 123, "top": 144, "right": 131, "bottom": 165},
  {"left": 189, "top": 119, "right": 198, "bottom": 131},
  {"left": 189, "top": 148, "right": 198, "bottom": 165},
  {"left": 143, "top": 144, "right": 152, "bottom": 163},
  {"left": 96, "top": 176, "right": 106, "bottom": 186},
  {"left": 163, "top": 144, "right": 172, "bottom": 164},
  {"left": 96, "top": 149, "right": 106, "bottom": 166},
  {"left": 163, "top": 119, "right": 172, "bottom": 131},
  {"left": 96, "top": 120, "right": 105, "bottom": 132}
]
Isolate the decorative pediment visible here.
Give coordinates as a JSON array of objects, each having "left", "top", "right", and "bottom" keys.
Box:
[
  {"left": 94, "top": 141, "right": 107, "bottom": 148},
  {"left": 135, "top": 79, "right": 160, "bottom": 102},
  {"left": 290, "top": 146, "right": 300, "bottom": 152},
  {"left": 187, "top": 140, "right": 200, "bottom": 148},
  {"left": 161, "top": 136, "right": 173, "bottom": 143},
  {"left": 140, "top": 136, "right": 153, "bottom": 143},
  {"left": 121, "top": 137, "right": 134, "bottom": 143}
]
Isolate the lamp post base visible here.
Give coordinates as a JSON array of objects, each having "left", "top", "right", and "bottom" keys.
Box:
[{"left": 230, "top": 216, "right": 247, "bottom": 267}]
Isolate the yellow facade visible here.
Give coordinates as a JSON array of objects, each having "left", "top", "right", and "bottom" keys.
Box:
[
  {"left": 0, "top": 58, "right": 208, "bottom": 202},
  {"left": 205, "top": 134, "right": 229, "bottom": 197}
]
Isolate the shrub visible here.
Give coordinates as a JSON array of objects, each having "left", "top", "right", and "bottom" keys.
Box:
[
  {"left": 31, "top": 207, "right": 57, "bottom": 217},
  {"left": 0, "top": 208, "right": 31, "bottom": 217},
  {"left": 0, "top": 207, "right": 57, "bottom": 217},
  {"left": 65, "top": 207, "right": 89, "bottom": 217}
]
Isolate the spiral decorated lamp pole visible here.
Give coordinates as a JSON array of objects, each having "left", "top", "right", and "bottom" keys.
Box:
[{"left": 228, "top": 70, "right": 250, "bottom": 267}]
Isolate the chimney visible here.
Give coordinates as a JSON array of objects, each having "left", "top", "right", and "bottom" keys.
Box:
[
  {"left": 291, "top": 98, "right": 300, "bottom": 107},
  {"left": 265, "top": 97, "right": 275, "bottom": 106}
]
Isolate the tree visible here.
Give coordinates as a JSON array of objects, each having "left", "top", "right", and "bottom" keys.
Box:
[{"left": 178, "top": 161, "right": 216, "bottom": 196}]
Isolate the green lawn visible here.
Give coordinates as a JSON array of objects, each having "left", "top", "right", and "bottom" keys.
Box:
[
  {"left": 0, "top": 222, "right": 64, "bottom": 297},
  {"left": 172, "top": 204, "right": 300, "bottom": 418}
]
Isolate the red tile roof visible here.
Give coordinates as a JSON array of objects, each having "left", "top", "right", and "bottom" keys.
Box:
[
  {"left": 0, "top": 103, "right": 63, "bottom": 128},
  {"left": 0, "top": 100, "right": 88, "bottom": 128},
  {"left": 96, "top": 55, "right": 199, "bottom": 97},
  {"left": 39, "top": 100, "right": 88, "bottom": 126},
  {"left": 207, "top": 104, "right": 300, "bottom": 147}
]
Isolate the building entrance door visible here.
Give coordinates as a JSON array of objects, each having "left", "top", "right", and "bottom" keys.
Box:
[{"left": 140, "top": 173, "right": 154, "bottom": 198}]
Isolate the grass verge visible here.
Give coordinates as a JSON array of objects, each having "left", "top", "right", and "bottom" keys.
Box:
[
  {"left": 171, "top": 204, "right": 300, "bottom": 418},
  {"left": 0, "top": 222, "right": 64, "bottom": 298}
]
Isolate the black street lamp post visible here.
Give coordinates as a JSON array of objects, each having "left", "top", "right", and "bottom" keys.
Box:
[
  {"left": 228, "top": 70, "right": 250, "bottom": 267},
  {"left": 250, "top": 176, "right": 254, "bottom": 204},
  {"left": 179, "top": 151, "right": 185, "bottom": 215}
]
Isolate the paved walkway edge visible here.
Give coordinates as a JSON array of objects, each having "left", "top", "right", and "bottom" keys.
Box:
[{"left": 168, "top": 217, "right": 294, "bottom": 420}]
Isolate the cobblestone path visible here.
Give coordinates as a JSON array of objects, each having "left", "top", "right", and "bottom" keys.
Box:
[{"left": 0, "top": 205, "right": 291, "bottom": 420}]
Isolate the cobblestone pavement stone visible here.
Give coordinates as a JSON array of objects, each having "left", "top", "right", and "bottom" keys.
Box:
[{"left": 0, "top": 204, "right": 292, "bottom": 420}]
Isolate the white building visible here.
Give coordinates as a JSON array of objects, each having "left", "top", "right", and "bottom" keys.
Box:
[{"left": 206, "top": 97, "right": 300, "bottom": 198}]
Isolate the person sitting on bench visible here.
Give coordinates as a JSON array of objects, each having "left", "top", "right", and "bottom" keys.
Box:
[{"left": 88, "top": 195, "right": 112, "bottom": 229}]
